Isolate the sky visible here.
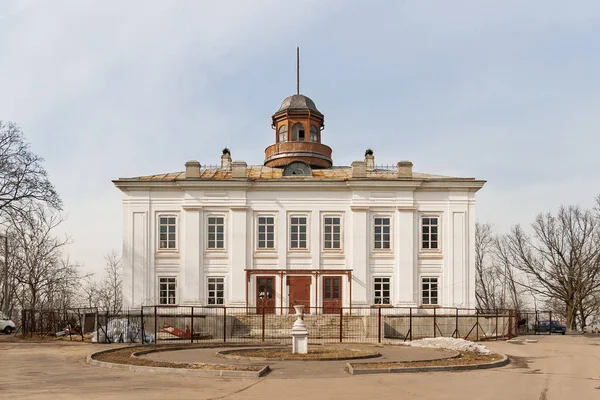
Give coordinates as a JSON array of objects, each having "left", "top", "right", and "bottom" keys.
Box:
[{"left": 0, "top": 0, "right": 599, "bottom": 279}]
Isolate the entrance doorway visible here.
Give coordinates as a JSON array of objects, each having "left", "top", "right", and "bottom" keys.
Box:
[
  {"left": 256, "top": 276, "right": 275, "bottom": 314},
  {"left": 323, "top": 276, "right": 342, "bottom": 314},
  {"left": 287, "top": 276, "right": 311, "bottom": 313}
]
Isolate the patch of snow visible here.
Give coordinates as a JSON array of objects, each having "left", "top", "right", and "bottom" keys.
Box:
[{"left": 404, "top": 337, "right": 492, "bottom": 354}]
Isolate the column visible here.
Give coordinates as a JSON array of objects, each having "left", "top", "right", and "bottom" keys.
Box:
[
  {"left": 350, "top": 206, "right": 369, "bottom": 306},
  {"left": 182, "top": 207, "right": 202, "bottom": 304},
  {"left": 396, "top": 206, "right": 416, "bottom": 306},
  {"left": 229, "top": 207, "right": 248, "bottom": 306}
]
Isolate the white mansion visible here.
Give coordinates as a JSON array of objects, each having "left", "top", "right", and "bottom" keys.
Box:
[{"left": 114, "top": 92, "right": 485, "bottom": 313}]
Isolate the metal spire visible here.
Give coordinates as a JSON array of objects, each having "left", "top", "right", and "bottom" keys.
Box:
[{"left": 296, "top": 46, "right": 300, "bottom": 95}]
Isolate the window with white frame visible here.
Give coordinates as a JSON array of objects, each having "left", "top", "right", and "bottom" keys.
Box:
[
  {"left": 257, "top": 216, "right": 275, "bottom": 249},
  {"left": 310, "top": 125, "right": 319, "bottom": 142},
  {"left": 323, "top": 216, "right": 341, "bottom": 250},
  {"left": 421, "top": 216, "right": 439, "bottom": 250},
  {"left": 374, "top": 277, "right": 391, "bottom": 305},
  {"left": 421, "top": 277, "right": 439, "bottom": 305},
  {"left": 373, "top": 217, "right": 391, "bottom": 249},
  {"left": 159, "top": 277, "right": 177, "bottom": 305},
  {"left": 158, "top": 216, "right": 177, "bottom": 250},
  {"left": 278, "top": 125, "right": 288, "bottom": 142},
  {"left": 207, "top": 277, "right": 225, "bottom": 305},
  {"left": 207, "top": 216, "right": 225, "bottom": 249},
  {"left": 290, "top": 216, "right": 308, "bottom": 249}
]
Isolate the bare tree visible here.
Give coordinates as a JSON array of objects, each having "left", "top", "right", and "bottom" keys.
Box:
[
  {"left": 475, "top": 222, "right": 524, "bottom": 312},
  {"left": 0, "top": 121, "right": 61, "bottom": 216},
  {"left": 98, "top": 251, "right": 122, "bottom": 314},
  {"left": 475, "top": 222, "right": 500, "bottom": 310},
  {"left": 8, "top": 206, "right": 81, "bottom": 311},
  {"left": 499, "top": 205, "right": 600, "bottom": 329}
]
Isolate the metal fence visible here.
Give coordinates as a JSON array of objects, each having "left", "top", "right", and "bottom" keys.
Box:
[
  {"left": 125, "top": 306, "right": 518, "bottom": 345},
  {"left": 516, "top": 311, "right": 560, "bottom": 335},
  {"left": 20, "top": 307, "right": 98, "bottom": 340},
  {"left": 19, "top": 306, "right": 523, "bottom": 344}
]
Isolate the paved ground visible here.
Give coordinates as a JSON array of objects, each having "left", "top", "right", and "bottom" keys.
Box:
[{"left": 1, "top": 334, "right": 599, "bottom": 399}]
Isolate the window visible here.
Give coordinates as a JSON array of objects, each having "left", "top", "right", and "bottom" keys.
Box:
[
  {"left": 207, "top": 277, "right": 225, "bottom": 305},
  {"left": 422, "top": 217, "right": 439, "bottom": 250},
  {"left": 290, "top": 216, "right": 307, "bottom": 249},
  {"left": 158, "top": 216, "right": 177, "bottom": 250},
  {"left": 310, "top": 125, "right": 319, "bottom": 142},
  {"left": 374, "top": 277, "right": 390, "bottom": 305},
  {"left": 373, "top": 217, "right": 391, "bottom": 249},
  {"left": 422, "top": 277, "right": 439, "bottom": 305},
  {"left": 323, "top": 216, "right": 341, "bottom": 249},
  {"left": 257, "top": 216, "right": 275, "bottom": 249},
  {"left": 291, "top": 123, "right": 305, "bottom": 141},
  {"left": 159, "top": 277, "right": 177, "bottom": 305},
  {"left": 207, "top": 216, "right": 225, "bottom": 249},
  {"left": 278, "top": 125, "right": 288, "bottom": 142}
]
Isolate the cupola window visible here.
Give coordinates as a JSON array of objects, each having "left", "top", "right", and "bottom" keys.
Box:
[
  {"left": 291, "top": 123, "right": 305, "bottom": 141},
  {"left": 278, "top": 125, "right": 288, "bottom": 142},
  {"left": 310, "top": 126, "right": 319, "bottom": 142}
]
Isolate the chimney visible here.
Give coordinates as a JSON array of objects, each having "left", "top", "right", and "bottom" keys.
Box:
[
  {"left": 185, "top": 160, "right": 201, "bottom": 179},
  {"left": 232, "top": 161, "right": 248, "bottom": 178},
  {"left": 221, "top": 148, "right": 232, "bottom": 171},
  {"left": 365, "top": 149, "right": 374, "bottom": 172},
  {"left": 351, "top": 161, "right": 367, "bottom": 178},
  {"left": 397, "top": 161, "right": 413, "bottom": 178}
]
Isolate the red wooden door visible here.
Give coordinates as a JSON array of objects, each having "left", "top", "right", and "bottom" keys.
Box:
[
  {"left": 288, "top": 276, "right": 311, "bottom": 313},
  {"left": 323, "top": 276, "right": 342, "bottom": 314},
  {"left": 256, "top": 277, "right": 275, "bottom": 314}
]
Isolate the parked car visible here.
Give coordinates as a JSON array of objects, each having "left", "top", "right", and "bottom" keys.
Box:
[
  {"left": 584, "top": 321, "right": 600, "bottom": 334},
  {"left": 0, "top": 311, "right": 16, "bottom": 334},
  {"left": 534, "top": 320, "right": 566, "bottom": 335}
]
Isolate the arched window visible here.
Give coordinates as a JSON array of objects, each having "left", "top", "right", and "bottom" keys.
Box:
[
  {"left": 310, "top": 126, "right": 319, "bottom": 142},
  {"left": 291, "top": 123, "right": 305, "bottom": 141},
  {"left": 278, "top": 125, "right": 288, "bottom": 142}
]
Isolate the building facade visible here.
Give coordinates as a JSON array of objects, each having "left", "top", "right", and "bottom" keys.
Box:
[{"left": 114, "top": 93, "right": 485, "bottom": 313}]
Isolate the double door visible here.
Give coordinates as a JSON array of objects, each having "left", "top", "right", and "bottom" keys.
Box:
[
  {"left": 256, "top": 277, "right": 275, "bottom": 314},
  {"left": 322, "top": 276, "right": 342, "bottom": 314}
]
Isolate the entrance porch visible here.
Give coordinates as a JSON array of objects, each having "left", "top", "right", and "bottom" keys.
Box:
[{"left": 244, "top": 269, "right": 353, "bottom": 315}]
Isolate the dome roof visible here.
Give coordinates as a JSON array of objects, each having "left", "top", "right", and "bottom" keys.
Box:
[{"left": 275, "top": 94, "right": 322, "bottom": 115}]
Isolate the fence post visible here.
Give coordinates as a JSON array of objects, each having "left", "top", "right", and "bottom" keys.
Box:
[
  {"left": 476, "top": 312, "right": 479, "bottom": 341},
  {"left": 495, "top": 309, "right": 499, "bottom": 340},
  {"left": 105, "top": 310, "right": 109, "bottom": 343},
  {"left": 140, "top": 307, "right": 145, "bottom": 344},
  {"left": 378, "top": 306, "right": 382, "bottom": 343},
  {"left": 190, "top": 306, "right": 194, "bottom": 344},
  {"left": 339, "top": 306, "right": 343, "bottom": 343},
  {"left": 455, "top": 308, "right": 459, "bottom": 338},
  {"left": 96, "top": 308, "right": 99, "bottom": 344},
  {"left": 409, "top": 307, "right": 413, "bottom": 342},
  {"left": 508, "top": 310, "right": 513, "bottom": 339},
  {"left": 223, "top": 307, "right": 227, "bottom": 343},
  {"left": 154, "top": 306, "right": 158, "bottom": 344},
  {"left": 433, "top": 307, "right": 436, "bottom": 338},
  {"left": 549, "top": 311, "right": 552, "bottom": 335},
  {"left": 261, "top": 306, "right": 265, "bottom": 342}
]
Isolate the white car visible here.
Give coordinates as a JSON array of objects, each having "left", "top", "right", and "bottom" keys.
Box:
[
  {"left": 584, "top": 321, "right": 600, "bottom": 334},
  {"left": 0, "top": 312, "right": 16, "bottom": 334}
]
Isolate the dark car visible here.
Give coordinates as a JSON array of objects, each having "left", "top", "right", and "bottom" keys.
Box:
[{"left": 534, "top": 320, "right": 566, "bottom": 335}]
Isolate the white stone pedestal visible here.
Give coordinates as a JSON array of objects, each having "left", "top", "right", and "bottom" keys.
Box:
[{"left": 291, "top": 305, "right": 308, "bottom": 354}]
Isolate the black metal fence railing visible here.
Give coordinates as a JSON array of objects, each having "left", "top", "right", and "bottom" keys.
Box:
[
  {"left": 134, "top": 306, "right": 518, "bottom": 345},
  {"left": 19, "top": 306, "right": 526, "bottom": 344},
  {"left": 20, "top": 307, "right": 99, "bottom": 340},
  {"left": 516, "top": 311, "right": 562, "bottom": 335}
]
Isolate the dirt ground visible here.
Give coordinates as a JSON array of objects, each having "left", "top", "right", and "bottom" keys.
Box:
[{"left": 1, "top": 334, "right": 599, "bottom": 400}]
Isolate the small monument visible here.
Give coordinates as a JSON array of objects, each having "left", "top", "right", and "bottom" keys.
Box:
[{"left": 291, "top": 305, "right": 308, "bottom": 354}]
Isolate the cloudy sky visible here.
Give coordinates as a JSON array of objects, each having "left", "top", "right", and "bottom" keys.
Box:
[{"left": 0, "top": 0, "right": 599, "bottom": 278}]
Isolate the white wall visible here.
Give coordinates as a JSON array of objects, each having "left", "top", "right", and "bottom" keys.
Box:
[{"left": 119, "top": 182, "right": 479, "bottom": 310}]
